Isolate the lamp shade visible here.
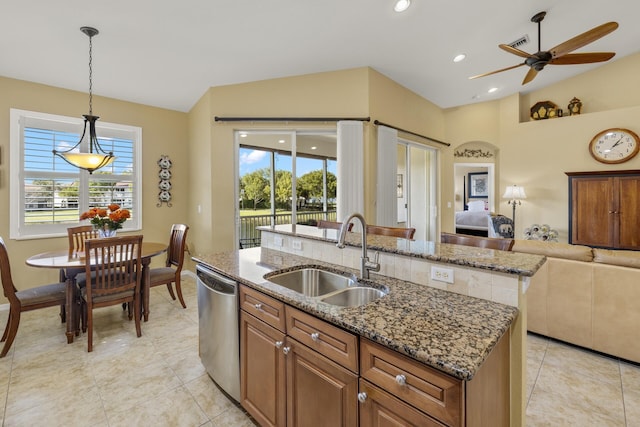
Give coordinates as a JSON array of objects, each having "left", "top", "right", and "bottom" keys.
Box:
[{"left": 503, "top": 185, "right": 527, "bottom": 200}]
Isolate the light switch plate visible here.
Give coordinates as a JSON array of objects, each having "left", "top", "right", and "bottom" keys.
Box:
[{"left": 292, "top": 240, "right": 302, "bottom": 250}]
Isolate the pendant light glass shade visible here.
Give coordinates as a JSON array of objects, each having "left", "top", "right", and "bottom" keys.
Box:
[{"left": 52, "top": 26, "right": 115, "bottom": 174}]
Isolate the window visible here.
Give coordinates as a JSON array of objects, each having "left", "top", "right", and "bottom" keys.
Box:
[
  {"left": 236, "top": 130, "right": 337, "bottom": 248},
  {"left": 10, "top": 109, "right": 142, "bottom": 239}
]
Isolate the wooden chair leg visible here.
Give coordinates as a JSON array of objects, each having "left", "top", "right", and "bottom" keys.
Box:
[
  {"left": 87, "top": 306, "right": 93, "bottom": 353},
  {"left": 60, "top": 304, "right": 66, "bottom": 323},
  {"left": 1, "top": 306, "right": 12, "bottom": 342},
  {"left": 81, "top": 300, "right": 87, "bottom": 333},
  {"left": 127, "top": 302, "right": 133, "bottom": 320},
  {"left": 1, "top": 310, "right": 20, "bottom": 358},
  {"left": 166, "top": 283, "right": 176, "bottom": 300},
  {"left": 134, "top": 296, "right": 142, "bottom": 338},
  {"left": 175, "top": 278, "right": 187, "bottom": 309}
]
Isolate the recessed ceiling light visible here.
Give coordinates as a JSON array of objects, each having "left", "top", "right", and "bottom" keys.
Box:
[
  {"left": 311, "top": 146, "right": 317, "bottom": 150},
  {"left": 239, "top": 132, "right": 248, "bottom": 138},
  {"left": 453, "top": 54, "right": 466, "bottom": 63},
  {"left": 394, "top": 0, "right": 411, "bottom": 12},
  {"left": 488, "top": 87, "right": 498, "bottom": 93},
  {"left": 278, "top": 139, "right": 285, "bottom": 144}
]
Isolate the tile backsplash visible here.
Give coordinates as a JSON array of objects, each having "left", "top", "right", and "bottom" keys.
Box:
[{"left": 260, "top": 230, "right": 521, "bottom": 307}]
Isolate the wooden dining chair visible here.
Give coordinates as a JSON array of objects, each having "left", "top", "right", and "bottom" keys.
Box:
[
  {"left": 58, "top": 225, "right": 100, "bottom": 322},
  {"left": 440, "top": 232, "right": 514, "bottom": 251},
  {"left": 81, "top": 235, "right": 143, "bottom": 352},
  {"left": 317, "top": 220, "right": 354, "bottom": 232},
  {"left": 0, "top": 236, "right": 68, "bottom": 357},
  {"left": 366, "top": 225, "right": 416, "bottom": 239},
  {"left": 148, "top": 224, "right": 189, "bottom": 310}
]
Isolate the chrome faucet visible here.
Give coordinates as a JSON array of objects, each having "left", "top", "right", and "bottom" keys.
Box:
[{"left": 336, "top": 213, "right": 380, "bottom": 279}]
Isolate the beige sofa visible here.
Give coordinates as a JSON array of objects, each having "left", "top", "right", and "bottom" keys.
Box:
[{"left": 513, "top": 239, "right": 640, "bottom": 363}]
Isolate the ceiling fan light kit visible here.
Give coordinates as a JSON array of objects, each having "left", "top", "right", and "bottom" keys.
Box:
[{"left": 469, "top": 11, "right": 618, "bottom": 85}]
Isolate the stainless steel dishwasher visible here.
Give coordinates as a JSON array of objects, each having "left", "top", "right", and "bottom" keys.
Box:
[{"left": 197, "top": 264, "right": 240, "bottom": 402}]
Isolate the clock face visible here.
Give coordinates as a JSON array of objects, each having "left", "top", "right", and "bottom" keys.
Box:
[{"left": 589, "top": 128, "right": 640, "bottom": 164}]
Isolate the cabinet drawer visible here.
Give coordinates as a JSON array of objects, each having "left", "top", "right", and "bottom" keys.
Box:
[
  {"left": 359, "top": 379, "right": 446, "bottom": 427},
  {"left": 360, "top": 339, "right": 462, "bottom": 427},
  {"left": 240, "top": 285, "right": 286, "bottom": 332},
  {"left": 285, "top": 306, "right": 358, "bottom": 373}
]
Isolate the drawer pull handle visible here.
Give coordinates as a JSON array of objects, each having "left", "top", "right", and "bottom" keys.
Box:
[
  {"left": 283, "top": 346, "right": 291, "bottom": 355},
  {"left": 275, "top": 341, "right": 283, "bottom": 349},
  {"left": 254, "top": 303, "right": 263, "bottom": 310},
  {"left": 311, "top": 332, "right": 320, "bottom": 342},
  {"left": 357, "top": 392, "right": 368, "bottom": 403},
  {"left": 395, "top": 374, "right": 407, "bottom": 386}
]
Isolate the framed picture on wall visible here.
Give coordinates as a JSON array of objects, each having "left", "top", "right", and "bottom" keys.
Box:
[{"left": 468, "top": 172, "right": 488, "bottom": 198}]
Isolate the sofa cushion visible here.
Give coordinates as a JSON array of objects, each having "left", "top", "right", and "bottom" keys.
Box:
[
  {"left": 512, "top": 239, "right": 593, "bottom": 262},
  {"left": 593, "top": 248, "right": 640, "bottom": 269}
]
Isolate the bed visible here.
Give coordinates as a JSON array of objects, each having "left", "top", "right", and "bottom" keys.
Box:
[{"left": 455, "top": 200, "right": 514, "bottom": 238}]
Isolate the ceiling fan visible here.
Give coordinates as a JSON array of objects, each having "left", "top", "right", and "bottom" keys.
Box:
[{"left": 469, "top": 11, "right": 618, "bottom": 85}]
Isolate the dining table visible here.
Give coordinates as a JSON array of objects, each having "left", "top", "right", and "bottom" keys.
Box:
[{"left": 25, "top": 241, "right": 167, "bottom": 344}]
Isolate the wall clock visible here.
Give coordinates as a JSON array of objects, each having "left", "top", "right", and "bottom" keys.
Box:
[{"left": 589, "top": 128, "right": 640, "bottom": 164}]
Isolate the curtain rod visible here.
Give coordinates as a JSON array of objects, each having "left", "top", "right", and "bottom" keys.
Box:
[
  {"left": 373, "top": 120, "right": 450, "bottom": 147},
  {"left": 214, "top": 116, "right": 371, "bottom": 123}
]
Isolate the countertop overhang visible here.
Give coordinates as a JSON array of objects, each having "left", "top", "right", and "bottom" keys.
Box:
[{"left": 193, "top": 246, "right": 520, "bottom": 381}]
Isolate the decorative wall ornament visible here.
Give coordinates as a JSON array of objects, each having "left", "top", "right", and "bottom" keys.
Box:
[
  {"left": 157, "top": 155, "right": 172, "bottom": 207},
  {"left": 453, "top": 148, "right": 494, "bottom": 158},
  {"left": 567, "top": 97, "right": 582, "bottom": 115},
  {"left": 530, "top": 100, "right": 559, "bottom": 120}
]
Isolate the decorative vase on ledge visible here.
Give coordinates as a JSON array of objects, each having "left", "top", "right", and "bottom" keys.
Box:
[{"left": 98, "top": 227, "right": 117, "bottom": 238}]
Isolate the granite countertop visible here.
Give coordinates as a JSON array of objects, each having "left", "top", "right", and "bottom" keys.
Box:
[
  {"left": 193, "top": 246, "right": 520, "bottom": 381},
  {"left": 259, "top": 224, "right": 546, "bottom": 276}
]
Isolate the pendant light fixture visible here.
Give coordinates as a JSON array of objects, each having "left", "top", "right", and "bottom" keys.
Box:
[{"left": 53, "top": 26, "right": 115, "bottom": 174}]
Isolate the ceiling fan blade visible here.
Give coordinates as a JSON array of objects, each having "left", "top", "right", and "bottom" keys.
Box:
[
  {"left": 499, "top": 44, "right": 531, "bottom": 58},
  {"left": 549, "top": 52, "right": 616, "bottom": 65},
  {"left": 469, "top": 62, "right": 525, "bottom": 80},
  {"left": 522, "top": 68, "right": 538, "bottom": 84},
  {"left": 550, "top": 22, "right": 618, "bottom": 58}
]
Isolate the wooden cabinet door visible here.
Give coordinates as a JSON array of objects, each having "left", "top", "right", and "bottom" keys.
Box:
[
  {"left": 570, "top": 176, "right": 614, "bottom": 247},
  {"left": 616, "top": 176, "right": 640, "bottom": 249},
  {"left": 286, "top": 338, "right": 358, "bottom": 427},
  {"left": 359, "top": 380, "right": 446, "bottom": 427},
  {"left": 241, "top": 311, "right": 287, "bottom": 427},
  {"left": 569, "top": 172, "right": 640, "bottom": 249}
]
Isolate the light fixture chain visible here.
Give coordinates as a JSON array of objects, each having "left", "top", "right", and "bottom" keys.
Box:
[{"left": 88, "top": 33, "right": 93, "bottom": 115}]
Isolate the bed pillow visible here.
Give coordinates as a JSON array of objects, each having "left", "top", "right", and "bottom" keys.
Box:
[{"left": 468, "top": 200, "right": 485, "bottom": 212}]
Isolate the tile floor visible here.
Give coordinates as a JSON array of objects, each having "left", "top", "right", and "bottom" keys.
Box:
[{"left": 0, "top": 275, "right": 638, "bottom": 426}]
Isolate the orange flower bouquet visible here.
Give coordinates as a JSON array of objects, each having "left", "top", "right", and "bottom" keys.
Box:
[{"left": 80, "top": 204, "right": 131, "bottom": 233}]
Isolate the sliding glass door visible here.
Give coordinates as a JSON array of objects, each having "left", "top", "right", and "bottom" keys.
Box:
[
  {"left": 397, "top": 140, "right": 438, "bottom": 242},
  {"left": 236, "top": 130, "right": 337, "bottom": 248}
]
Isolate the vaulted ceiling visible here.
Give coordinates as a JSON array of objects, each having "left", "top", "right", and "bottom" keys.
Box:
[{"left": 2, "top": 0, "right": 639, "bottom": 112}]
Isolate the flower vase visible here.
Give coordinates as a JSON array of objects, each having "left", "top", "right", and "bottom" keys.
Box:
[{"left": 98, "top": 227, "right": 117, "bottom": 238}]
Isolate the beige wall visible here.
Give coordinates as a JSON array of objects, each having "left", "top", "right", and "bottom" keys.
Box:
[
  {"left": 3, "top": 52, "right": 640, "bottom": 291},
  {"left": 443, "top": 53, "right": 640, "bottom": 239},
  {"left": 0, "top": 76, "right": 189, "bottom": 291}
]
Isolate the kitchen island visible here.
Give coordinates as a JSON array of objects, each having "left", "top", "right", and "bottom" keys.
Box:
[{"left": 194, "top": 230, "right": 545, "bottom": 426}]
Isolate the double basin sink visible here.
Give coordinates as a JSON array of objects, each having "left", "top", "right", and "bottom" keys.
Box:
[{"left": 264, "top": 266, "right": 388, "bottom": 307}]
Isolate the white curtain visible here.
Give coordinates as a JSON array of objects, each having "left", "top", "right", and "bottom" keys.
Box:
[
  {"left": 376, "top": 125, "right": 398, "bottom": 226},
  {"left": 337, "top": 121, "right": 364, "bottom": 224}
]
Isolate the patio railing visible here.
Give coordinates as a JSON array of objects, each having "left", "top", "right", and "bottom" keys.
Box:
[{"left": 239, "top": 210, "right": 337, "bottom": 249}]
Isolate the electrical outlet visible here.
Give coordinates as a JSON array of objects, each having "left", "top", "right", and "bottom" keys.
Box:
[
  {"left": 292, "top": 240, "right": 302, "bottom": 250},
  {"left": 431, "top": 266, "right": 454, "bottom": 284},
  {"left": 274, "top": 236, "right": 284, "bottom": 247}
]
